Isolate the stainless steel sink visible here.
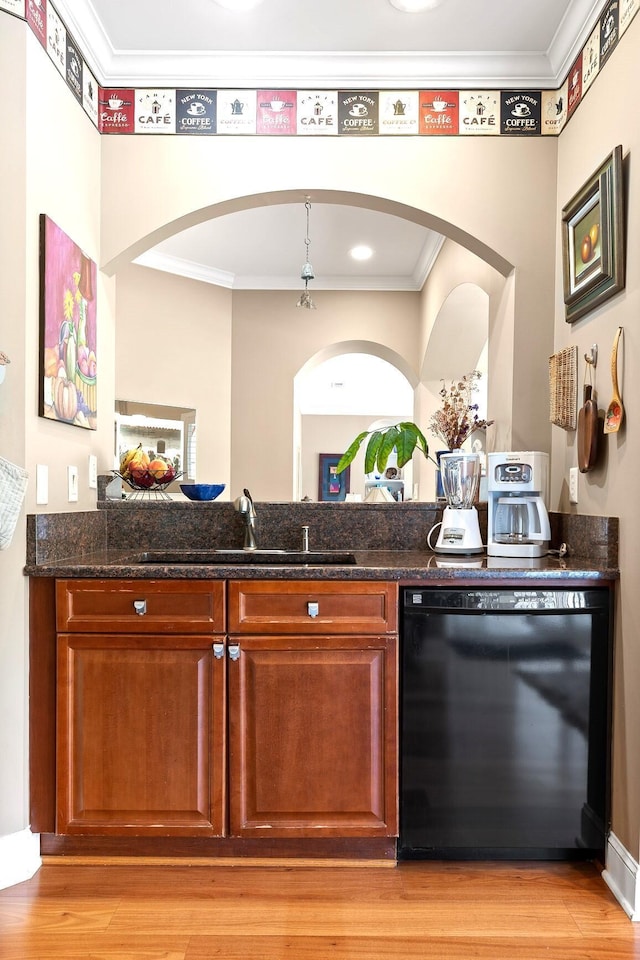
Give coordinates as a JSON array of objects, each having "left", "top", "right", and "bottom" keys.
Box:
[{"left": 134, "top": 549, "right": 357, "bottom": 565}]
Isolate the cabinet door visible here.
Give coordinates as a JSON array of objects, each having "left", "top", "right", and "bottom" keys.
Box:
[
  {"left": 228, "top": 634, "right": 398, "bottom": 838},
  {"left": 57, "top": 633, "right": 226, "bottom": 836}
]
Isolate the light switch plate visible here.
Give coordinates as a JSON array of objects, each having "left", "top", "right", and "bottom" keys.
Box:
[
  {"left": 36, "top": 464, "right": 49, "bottom": 505},
  {"left": 88, "top": 454, "right": 98, "bottom": 489},
  {"left": 67, "top": 465, "right": 79, "bottom": 502},
  {"left": 569, "top": 467, "right": 579, "bottom": 504}
]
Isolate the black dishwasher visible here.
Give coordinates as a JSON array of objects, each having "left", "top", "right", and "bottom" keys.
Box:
[{"left": 399, "top": 587, "right": 612, "bottom": 860}]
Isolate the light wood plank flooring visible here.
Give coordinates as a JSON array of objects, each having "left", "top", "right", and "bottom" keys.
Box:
[{"left": 0, "top": 859, "right": 638, "bottom": 959}]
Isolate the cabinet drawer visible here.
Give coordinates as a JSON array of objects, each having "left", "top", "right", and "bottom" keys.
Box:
[
  {"left": 228, "top": 581, "right": 397, "bottom": 634},
  {"left": 56, "top": 579, "right": 225, "bottom": 634}
]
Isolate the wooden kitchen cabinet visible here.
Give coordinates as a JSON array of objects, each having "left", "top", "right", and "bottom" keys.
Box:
[
  {"left": 227, "top": 580, "right": 399, "bottom": 839},
  {"left": 52, "top": 578, "right": 397, "bottom": 843},
  {"left": 55, "top": 580, "right": 226, "bottom": 836}
]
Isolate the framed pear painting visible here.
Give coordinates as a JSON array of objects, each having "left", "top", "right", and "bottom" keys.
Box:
[
  {"left": 39, "top": 214, "right": 97, "bottom": 429},
  {"left": 561, "top": 145, "right": 625, "bottom": 324}
]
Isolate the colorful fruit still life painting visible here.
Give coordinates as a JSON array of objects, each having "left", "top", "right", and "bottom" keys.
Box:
[{"left": 39, "top": 215, "right": 97, "bottom": 430}]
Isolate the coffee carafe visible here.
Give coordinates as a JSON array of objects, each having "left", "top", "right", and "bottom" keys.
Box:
[{"left": 487, "top": 451, "right": 551, "bottom": 558}]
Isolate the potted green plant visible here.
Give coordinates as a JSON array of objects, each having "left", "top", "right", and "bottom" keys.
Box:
[
  {"left": 335, "top": 370, "right": 492, "bottom": 476},
  {"left": 336, "top": 420, "right": 433, "bottom": 476}
]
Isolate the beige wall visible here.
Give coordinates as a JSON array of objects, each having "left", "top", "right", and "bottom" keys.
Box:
[
  {"left": 0, "top": 23, "right": 107, "bottom": 842},
  {"left": 554, "top": 17, "right": 640, "bottom": 857},
  {"left": 0, "top": 15, "right": 29, "bottom": 841},
  {"left": 114, "top": 263, "right": 233, "bottom": 493}
]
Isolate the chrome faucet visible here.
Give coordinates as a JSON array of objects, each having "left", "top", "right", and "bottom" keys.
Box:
[{"left": 234, "top": 489, "right": 257, "bottom": 550}]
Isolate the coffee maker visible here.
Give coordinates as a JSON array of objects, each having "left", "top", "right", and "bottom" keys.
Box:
[
  {"left": 428, "top": 451, "right": 483, "bottom": 555},
  {"left": 487, "top": 451, "right": 551, "bottom": 558}
]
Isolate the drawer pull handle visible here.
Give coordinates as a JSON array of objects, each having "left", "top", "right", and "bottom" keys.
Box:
[
  {"left": 212, "top": 642, "right": 225, "bottom": 659},
  {"left": 133, "top": 600, "right": 147, "bottom": 616},
  {"left": 307, "top": 601, "right": 319, "bottom": 618},
  {"left": 228, "top": 643, "right": 241, "bottom": 662}
]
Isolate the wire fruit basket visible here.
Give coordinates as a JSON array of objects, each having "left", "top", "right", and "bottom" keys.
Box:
[{"left": 113, "top": 470, "right": 183, "bottom": 501}]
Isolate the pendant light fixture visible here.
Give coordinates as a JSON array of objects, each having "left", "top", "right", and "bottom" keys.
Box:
[{"left": 296, "top": 197, "right": 316, "bottom": 310}]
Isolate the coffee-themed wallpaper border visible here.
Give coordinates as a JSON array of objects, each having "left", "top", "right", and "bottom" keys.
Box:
[{"left": 2, "top": 0, "right": 636, "bottom": 137}]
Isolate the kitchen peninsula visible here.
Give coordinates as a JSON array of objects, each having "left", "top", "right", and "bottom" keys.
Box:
[{"left": 26, "top": 500, "right": 618, "bottom": 863}]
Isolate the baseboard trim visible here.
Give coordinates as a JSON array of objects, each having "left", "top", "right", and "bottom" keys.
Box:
[
  {"left": 41, "top": 855, "right": 396, "bottom": 868},
  {"left": 603, "top": 832, "right": 639, "bottom": 920},
  {"left": 0, "top": 829, "right": 41, "bottom": 890}
]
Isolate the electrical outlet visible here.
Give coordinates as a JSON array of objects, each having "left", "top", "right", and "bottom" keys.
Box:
[
  {"left": 569, "top": 467, "right": 579, "bottom": 504},
  {"left": 88, "top": 455, "right": 98, "bottom": 489},
  {"left": 67, "top": 465, "right": 79, "bottom": 502},
  {"left": 36, "top": 464, "right": 49, "bottom": 505}
]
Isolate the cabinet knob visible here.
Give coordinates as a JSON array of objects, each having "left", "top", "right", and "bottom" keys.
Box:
[
  {"left": 212, "top": 642, "right": 225, "bottom": 659},
  {"left": 228, "top": 643, "right": 241, "bottom": 662},
  {"left": 133, "top": 600, "right": 147, "bottom": 616},
  {"left": 307, "top": 601, "right": 319, "bottom": 618}
]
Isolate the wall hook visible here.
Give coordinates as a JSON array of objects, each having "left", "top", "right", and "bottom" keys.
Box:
[{"left": 584, "top": 344, "right": 598, "bottom": 368}]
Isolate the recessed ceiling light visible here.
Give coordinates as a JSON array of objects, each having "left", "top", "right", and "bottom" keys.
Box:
[
  {"left": 350, "top": 245, "right": 374, "bottom": 261},
  {"left": 388, "top": 0, "right": 444, "bottom": 11},
  {"left": 212, "top": 0, "right": 264, "bottom": 10}
]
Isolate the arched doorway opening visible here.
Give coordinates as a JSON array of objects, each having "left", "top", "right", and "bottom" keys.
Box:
[{"left": 294, "top": 344, "right": 416, "bottom": 501}]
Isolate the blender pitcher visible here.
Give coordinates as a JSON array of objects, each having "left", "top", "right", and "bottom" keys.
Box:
[
  {"left": 440, "top": 451, "right": 481, "bottom": 508},
  {"left": 428, "top": 452, "right": 484, "bottom": 555}
]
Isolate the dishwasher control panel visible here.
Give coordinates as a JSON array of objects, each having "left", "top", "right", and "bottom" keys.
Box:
[{"left": 404, "top": 588, "right": 605, "bottom": 612}]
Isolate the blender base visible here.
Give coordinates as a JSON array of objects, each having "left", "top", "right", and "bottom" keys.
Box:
[{"left": 432, "top": 507, "right": 484, "bottom": 555}]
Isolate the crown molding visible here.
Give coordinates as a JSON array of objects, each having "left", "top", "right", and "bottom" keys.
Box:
[
  {"left": 414, "top": 234, "right": 446, "bottom": 287},
  {"left": 53, "top": 0, "right": 114, "bottom": 84},
  {"left": 133, "top": 252, "right": 235, "bottom": 288},
  {"left": 134, "top": 250, "right": 431, "bottom": 291},
  {"left": 547, "top": 0, "right": 604, "bottom": 83},
  {"left": 71, "top": 50, "right": 560, "bottom": 90},
  {"left": 50, "top": 0, "right": 597, "bottom": 90}
]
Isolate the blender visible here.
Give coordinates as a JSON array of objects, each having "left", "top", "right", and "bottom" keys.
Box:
[{"left": 428, "top": 451, "right": 483, "bottom": 555}]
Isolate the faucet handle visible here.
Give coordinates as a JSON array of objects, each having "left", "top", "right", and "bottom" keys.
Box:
[
  {"left": 235, "top": 489, "right": 256, "bottom": 518},
  {"left": 301, "top": 525, "right": 310, "bottom": 552}
]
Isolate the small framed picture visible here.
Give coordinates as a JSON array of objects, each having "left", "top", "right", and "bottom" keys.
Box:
[
  {"left": 561, "top": 145, "right": 625, "bottom": 324},
  {"left": 318, "top": 454, "right": 350, "bottom": 502}
]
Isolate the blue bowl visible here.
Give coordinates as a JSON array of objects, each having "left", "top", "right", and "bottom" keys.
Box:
[{"left": 180, "top": 483, "right": 225, "bottom": 501}]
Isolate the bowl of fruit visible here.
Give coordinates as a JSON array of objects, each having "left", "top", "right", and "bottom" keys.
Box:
[{"left": 117, "top": 444, "right": 181, "bottom": 499}]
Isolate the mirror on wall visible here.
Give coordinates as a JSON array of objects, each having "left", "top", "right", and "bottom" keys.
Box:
[{"left": 115, "top": 400, "right": 196, "bottom": 490}]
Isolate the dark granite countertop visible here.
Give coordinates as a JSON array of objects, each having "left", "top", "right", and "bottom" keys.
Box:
[
  {"left": 24, "top": 547, "right": 617, "bottom": 583},
  {"left": 24, "top": 502, "right": 619, "bottom": 584}
]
